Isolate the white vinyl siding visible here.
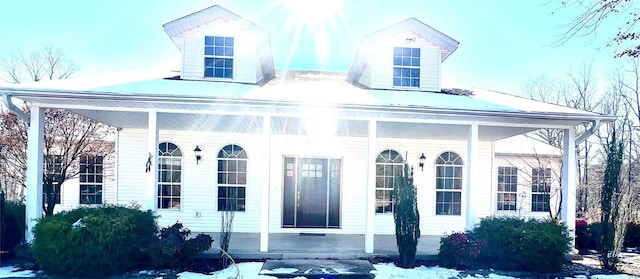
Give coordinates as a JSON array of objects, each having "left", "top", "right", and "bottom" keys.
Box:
[
  {"left": 54, "top": 153, "right": 116, "bottom": 213},
  {"left": 373, "top": 138, "right": 493, "bottom": 236},
  {"left": 179, "top": 19, "right": 259, "bottom": 83},
  {"left": 116, "top": 129, "right": 263, "bottom": 233},
  {"left": 366, "top": 32, "right": 442, "bottom": 92},
  {"left": 268, "top": 135, "right": 369, "bottom": 235},
  {"left": 493, "top": 155, "right": 562, "bottom": 219}
]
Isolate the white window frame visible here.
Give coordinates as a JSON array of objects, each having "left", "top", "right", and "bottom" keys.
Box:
[
  {"left": 435, "top": 151, "right": 463, "bottom": 215},
  {"left": 79, "top": 154, "right": 104, "bottom": 205},
  {"left": 497, "top": 166, "right": 517, "bottom": 211},
  {"left": 217, "top": 144, "right": 247, "bottom": 212},
  {"left": 157, "top": 142, "right": 182, "bottom": 210}
]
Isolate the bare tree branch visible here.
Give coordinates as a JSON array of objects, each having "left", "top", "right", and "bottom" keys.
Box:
[
  {"left": 556, "top": 0, "right": 640, "bottom": 58},
  {"left": 0, "top": 45, "right": 79, "bottom": 83}
]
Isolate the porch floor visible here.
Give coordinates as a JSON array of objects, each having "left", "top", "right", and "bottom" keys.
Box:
[{"left": 206, "top": 233, "right": 440, "bottom": 260}]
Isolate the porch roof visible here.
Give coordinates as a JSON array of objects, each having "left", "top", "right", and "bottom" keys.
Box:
[{"left": 0, "top": 70, "right": 614, "bottom": 140}]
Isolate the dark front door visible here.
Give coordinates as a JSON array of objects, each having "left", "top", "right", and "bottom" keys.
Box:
[{"left": 282, "top": 157, "right": 341, "bottom": 228}]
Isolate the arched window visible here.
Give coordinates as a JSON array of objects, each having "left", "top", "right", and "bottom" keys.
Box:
[
  {"left": 435, "top": 151, "right": 463, "bottom": 215},
  {"left": 217, "top": 144, "right": 247, "bottom": 211},
  {"left": 158, "top": 142, "right": 182, "bottom": 209},
  {"left": 375, "top": 149, "right": 403, "bottom": 213}
]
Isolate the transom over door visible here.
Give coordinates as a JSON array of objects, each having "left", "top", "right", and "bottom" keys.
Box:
[{"left": 282, "top": 157, "right": 341, "bottom": 228}]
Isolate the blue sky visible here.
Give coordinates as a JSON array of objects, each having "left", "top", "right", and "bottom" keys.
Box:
[{"left": 0, "top": 0, "right": 624, "bottom": 94}]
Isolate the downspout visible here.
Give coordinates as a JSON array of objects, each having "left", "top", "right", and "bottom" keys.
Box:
[
  {"left": 2, "top": 93, "right": 30, "bottom": 126},
  {"left": 113, "top": 128, "right": 120, "bottom": 204},
  {"left": 576, "top": 119, "right": 601, "bottom": 145}
]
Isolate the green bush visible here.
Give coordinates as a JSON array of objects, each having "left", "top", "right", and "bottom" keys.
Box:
[
  {"left": 32, "top": 204, "right": 157, "bottom": 278},
  {"left": 1, "top": 201, "right": 25, "bottom": 258},
  {"left": 438, "top": 231, "right": 486, "bottom": 269},
  {"left": 147, "top": 222, "right": 214, "bottom": 269},
  {"left": 625, "top": 222, "right": 640, "bottom": 248},
  {"left": 473, "top": 217, "right": 571, "bottom": 273}
]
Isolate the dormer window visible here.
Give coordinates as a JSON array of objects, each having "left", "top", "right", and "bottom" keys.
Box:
[
  {"left": 204, "top": 36, "right": 234, "bottom": 79},
  {"left": 393, "top": 47, "right": 420, "bottom": 87}
]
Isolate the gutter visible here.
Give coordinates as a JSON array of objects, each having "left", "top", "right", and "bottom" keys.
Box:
[
  {"left": 3, "top": 87, "right": 617, "bottom": 123},
  {"left": 2, "top": 93, "right": 29, "bottom": 126},
  {"left": 576, "top": 119, "right": 601, "bottom": 145}
]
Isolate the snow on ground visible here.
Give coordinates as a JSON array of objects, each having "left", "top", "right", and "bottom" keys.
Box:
[
  {"left": 0, "top": 266, "right": 36, "bottom": 278},
  {"left": 1, "top": 263, "right": 638, "bottom": 278}
]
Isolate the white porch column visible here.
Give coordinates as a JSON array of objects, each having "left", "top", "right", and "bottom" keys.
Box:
[
  {"left": 561, "top": 128, "right": 577, "bottom": 237},
  {"left": 146, "top": 110, "right": 158, "bottom": 212},
  {"left": 260, "top": 115, "right": 271, "bottom": 252},
  {"left": 465, "top": 124, "right": 479, "bottom": 230},
  {"left": 25, "top": 106, "right": 44, "bottom": 242},
  {"left": 365, "top": 120, "right": 376, "bottom": 253}
]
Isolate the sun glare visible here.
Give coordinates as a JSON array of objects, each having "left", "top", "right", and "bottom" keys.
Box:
[
  {"left": 278, "top": 0, "right": 345, "bottom": 69},
  {"left": 281, "top": 0, "right": 343, "bottom": 31}
]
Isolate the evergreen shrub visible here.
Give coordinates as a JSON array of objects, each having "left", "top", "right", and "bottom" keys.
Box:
[
  {"left": 438, "top": 231, "right": 486, "bottom": 269},
  {"left": 624, "top": 222, "right": 640, "bottom": 248},
  {"left": 147, "top": 222, "right": 214, "bottom": 269},
  {"left": 32, "top": 204, "right": 157, "bottom": 278},
  {"left": 1, "top": 201, "right": 25, "bottom": 258},
  {"left": 473, "top": 217, "right": 571, "bottom": 273}
]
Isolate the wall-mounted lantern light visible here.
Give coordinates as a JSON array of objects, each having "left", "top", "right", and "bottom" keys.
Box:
[
  {"left": 194, "top": 146, "right": 202, "bottom": 164},
  {"left": 419, "top": 153, "right": 426, "bottom": 171}
]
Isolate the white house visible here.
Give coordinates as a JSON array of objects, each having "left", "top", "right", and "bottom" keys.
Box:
[
  {"left": 0, "top": 5, "right": 613, "bottom": 256},
  {"left": 493, "top": 134, "right": 564, "bottom": 219}
]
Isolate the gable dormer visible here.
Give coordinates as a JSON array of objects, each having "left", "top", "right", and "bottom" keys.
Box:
[
  {"left": 163, "top": 5, "right": 275, "bottom": 84},
  {"left": 347, "top": 18, "right": 458, "bottom": 92}
]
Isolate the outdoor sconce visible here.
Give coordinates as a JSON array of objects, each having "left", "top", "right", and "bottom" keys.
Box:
[
  {"left": 419, "top": 153, "right": 426, "bottom": 171},
  {"left": 405, "top": 37, "right": 416, "bottom": 44},
  {"left": 194, "top": 146, "right": 202, "bottom": 164}
]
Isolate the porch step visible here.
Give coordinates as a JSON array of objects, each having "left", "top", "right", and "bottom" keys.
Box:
[{"left": 259, "top": 259, "right": 375, "bottom": 278}]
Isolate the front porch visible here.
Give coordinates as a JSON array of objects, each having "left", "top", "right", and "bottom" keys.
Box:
[{"left": 209, "top": 233, "right": 441, "bottom": 260}]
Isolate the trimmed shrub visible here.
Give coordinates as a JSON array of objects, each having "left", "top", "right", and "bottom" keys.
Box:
[
  {"left": 393, "top": 162, "right": 420, "bottom": 268},
  {"left": 147, "top": 222, "right": 214, "bottom": 269},
  {"left": 587, "top": 222, "right": 604, "bottom": 251},
  {"left": 438, "top": 231, "right": 486, "bottom": 269},
  {"left": 473, "top": 217, "right": 571, "bottom": 273},
  {"left": 1, "top": 201, "right": 25, "bottom": 258},
  {"left": 575, "top": 220, "right": 591, "bottom": 254},
  {"left": 625, "top": 222, "right": 640, "bottom": 248},
  {"left": 32, "top": 204, "right": 157, "bottom": 278}
]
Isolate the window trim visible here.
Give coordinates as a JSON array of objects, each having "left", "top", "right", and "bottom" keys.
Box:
[
  {"left": 392, "top": 46, "right": 421, "bottom": 88},
  {"left": 157, "top": 142, "right": 183, "bottom": 210},
  {"left": 204, "top": 35, "right": 234, "bottom": 79},
  {"left": 375, "top": 149, "right": 404, "bottom": 214},
  {"left": 496, "top": 166, "right": 517, "bottom": 211},
  {"left": 43, "top": 154, "right": 63, "bottom": 205},
  {"left": 435, "top": 151, "right": 463, "bottom": 216},
  {"left": 531, "top": 167, "right": 551, "bottom": 212},
  {"left": 217, "top": 144, "right": 248, "bottom": 212},
  {"left": 79, "top": 154, "right": 104, "bottom": 205}
]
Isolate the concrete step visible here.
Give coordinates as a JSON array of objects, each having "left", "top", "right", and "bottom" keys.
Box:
[{"left": 259, "top": 259, "right": 375, "bottom": 278}]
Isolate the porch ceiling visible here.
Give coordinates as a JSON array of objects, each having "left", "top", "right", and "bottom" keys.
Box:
[{"left": 70, "top": 109, "right": 537, "bottom": 140}]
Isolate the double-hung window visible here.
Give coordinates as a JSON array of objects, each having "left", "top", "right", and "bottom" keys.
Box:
[
  {"left": 531, "top": 168, "right": 551, "bottom": 212},
  {"left": 497, "top": 166, "right": 517, "bottom": 211},
  {"left": 204, "top": 36, "right": 234, "bottom": 78},
  {"left": 217, "top": 144, "right": 247, "bottom": 211},
  {"left": 435, "top": 152, "right": 463, "bottom": 215},
  {"left": 393, "top": 47, "right": 420, "bottom": 87},
  {"left": 43, "top": 155, "right": 63, "bottom": 205},
  {"left": 79, "top": 155, "right": 103, "bottom": 204}
]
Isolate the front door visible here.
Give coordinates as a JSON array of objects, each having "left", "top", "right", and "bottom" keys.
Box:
[{"left": 282, "top": 157, "right": 340, "bottom": 228}]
